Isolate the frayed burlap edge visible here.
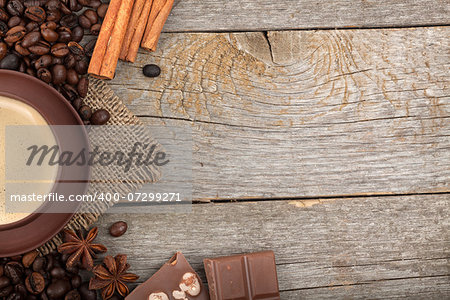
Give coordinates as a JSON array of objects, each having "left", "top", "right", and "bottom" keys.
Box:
[{"left": 38, "top": 77, "right": 160, "bottom": 255}]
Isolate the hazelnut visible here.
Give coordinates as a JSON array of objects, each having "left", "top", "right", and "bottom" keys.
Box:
[
  {"left": 179, "top": 272, "right": 201, "bottom": 296},
  {"left": 149, "top": 292, "right": 169, "bottom": 300}
]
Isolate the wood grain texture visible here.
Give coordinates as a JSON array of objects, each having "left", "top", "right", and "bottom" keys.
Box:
[
  {"left": 110, "top": 27, "right": 449, "bottom": 200},
  {"left": 96, "top": 194, "right": 450, "bottom": 298},
  {"left": 163, "top": 0, "right": 450, "bottom": 32}
]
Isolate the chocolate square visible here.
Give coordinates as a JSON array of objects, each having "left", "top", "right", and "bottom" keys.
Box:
[
  {"left": 126, "top": 252, "right": 209, "bottom": 300},
  {"left": 203, "top": 251, "right": 280, "bottom": 300}
]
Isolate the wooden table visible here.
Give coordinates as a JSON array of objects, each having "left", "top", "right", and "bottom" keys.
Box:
[{"left": 98, "top": 1, "right": 450, "bottom": 298}]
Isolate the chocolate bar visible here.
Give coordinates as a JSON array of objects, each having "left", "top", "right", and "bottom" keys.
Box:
[
  {"left": 203, "top": 251, "right": 280, "bottom": 300},
  {"left": 126, "top": 252, "right": 209, "bottom": 300}
]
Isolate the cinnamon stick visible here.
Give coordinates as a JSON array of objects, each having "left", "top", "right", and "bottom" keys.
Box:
[
  {"left": 141, "top": 0, "right": 174, "bottom": 52},
  {"left": 88, "top": 0, "right": 122, "bottom": 78},
  {"left": 119, "top": 0, "right": 154, "bottom": 62}
]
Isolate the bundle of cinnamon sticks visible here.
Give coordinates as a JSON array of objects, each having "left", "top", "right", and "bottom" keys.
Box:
[{"left": 88, "top": 0, "right": 174, "bottom": 80}]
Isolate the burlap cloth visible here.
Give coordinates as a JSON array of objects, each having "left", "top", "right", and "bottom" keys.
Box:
[{"left": 38, "top": 77, "right": 161, "bottom": 254}]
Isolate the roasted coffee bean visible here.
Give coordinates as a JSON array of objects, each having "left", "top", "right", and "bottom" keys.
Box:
[
  {"left": 78, "top": 15, "right": 91, "bottom": 29},
  {"left": 51, "top": 43, "right": 69, "bottom": 57},
  {"left": 37, "top": 67, "right": 52, "bottom": 83},
  {"left": 90, "top": 23, "right": 101, "bottom": 35},
  {"left": 25, "top": 6, "right": 46, "bottom": 23},
  {"left": 59, "top": 2, "right": 71, "bottom": 15},
  {"left": 40, "top": 21, "right": 57, "bottom": 31},
  {"left": 0, "top": 53, "right": 20, "bottom": 70},
  {"left": 0, "top": 285, "right": 13, "bottom": 298},
  {"left": 6, "top": 0, "right": 24, "bottom": 16},
  {"left": 109, "top": 221, "right": 128, "bottom": 237},
  {"left": 8, "top": 16, "right": 21, "bottom": 27},
  {"left": 77, "top": 0, "right": 90, "bottom": 6},
  {"left": 35, "top": 54, "right": 52, "bottom": 69},
  {"left": 84, "top": 39, "right": 96, "bottom": 57},
  {"left": 26, "top": 67, "right": 36, "bottom": 76},
  {"left": 32, "top": 257, "right": 45, "bottom": 272},
  {"left": 49, "top": 267, "right": 66, "bottom": 280},
  {"left": 25, "top": 21, "right": 40, "bottom": 32},
  {"left": 68, "top": 41, "right": 84, "bottom": 56},
  {"left": 46, "top": 280, "right": 71, "bottom": 299},
  {"left": 66, "top": 68, "right": 79, "bottom": 85},
  {"left": 0, "top": 42, "right": 7, "bottom": 61},
  {"left": 84, "top": 9, "right": 98, "bottom": 24},
  {"left": 24, "top": 0, "right": 46, "bottom": 7},
  {"left": 64, "top": 290, "right": 81, "bottom": 300},
  {"left": 21, "top": 31, "right": 41, "bottom": 48},
  {"left": 4, "top": 262, "right": 24, "bottom": 285},
  {"left": 71, "top": 97, "right": 82, "bottom": 110},
  {"left": 62, "top": 83, "right": 79, "bottom": 101},
  {"left": 46, "top": 10, "right": 61, "bottom": 23},
  {"left": 45, "top": 0, "right": 60, "bottom": 11},
  {"left": 74, "top": 58, "right": 88, "bottom": 74},
  {"left": 143, "top": 64, "right": 161, "bottom": 77},
  {"left": 96, "top": 3, "right": 108, "bottom": 18},
  {"left": 90, "top": 109, "right": 110, "bottom": 125},
  {"left": 22, "top": 251, "right": 39, "bottom": 269},
  {"left": 0, "top": 7, "right": 8, "bottom": 21},
  {"left": 65, "top": 265, "right": 78, "bottom": 275},
  {"left": 57, "top": 27, "right": 72, "bottom": 43},
  {"left": 64, "top": 53, "right": 76, "bottom": 68},
  {"left": 77, "top": 76, "right": 88, "bottom": 97},
  {"left": 60, "top": 14, "right": 78, "bottom": 28},
  {"left": 52, "top": 56, "right": 63, "bottom": 65},
  {"left": 5, "top": 26, "right": 26, "bottom": 43},
  {"left": 0, "top": 20, "right": 7, "bottom": 36},
  {"left": 68, "top": 0, "right": 77, "bottom": 11},
  {"left": 71, "top": 26, "right": 83, "bottom": 42},
  {"left": 28, "top": 40, "right": 50, "bottom": 55},
  {"left": 0, "top": 276, "right": 10, "bottom": 289},
  {"left": 78, "top": 282, "right": 96, "bottom": 300},
  {"left": 52, "top": 64, "right": 66, "bottom": 84},
  {"left": 70, "top": 274, "right": 81, "bottom": 289},
  {"left": 79, "top": 105, "right": 91, "bottom": 120},
  {"left": 41, "top": 28, "right": 58, "bottom": 42},
  {"left": 15, "top": 42, "right": 31, "bottom": 56},
  {"left": 25, "top": 272, "right": 44, "bottom": 295}
]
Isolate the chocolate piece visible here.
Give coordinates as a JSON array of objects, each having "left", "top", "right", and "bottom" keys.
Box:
[
  {"left": 203, "top": 251, "right": 280, "bottom": 300},
  {"left": 126, "top": 252, "right": 209, "bottom": 300}
]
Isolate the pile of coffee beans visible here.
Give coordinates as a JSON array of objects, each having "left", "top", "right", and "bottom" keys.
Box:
[
  {"left": 0, "top": 0, "right": 111, "bottom": 125},
  {"left": 0, "top": 250, "right": 102, "bottom": 300}
]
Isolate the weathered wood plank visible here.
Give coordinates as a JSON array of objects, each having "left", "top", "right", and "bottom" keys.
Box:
[
  {"left": 164, "top": 0, "right": 450, "bottom": 32},
  {"left": 110, "top": 27, "right": 449, "bottom": 200},
  {"left": 96, "top": 194, "right": 450, "bottom": 298}
]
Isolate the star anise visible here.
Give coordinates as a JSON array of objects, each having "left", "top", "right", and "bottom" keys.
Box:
[
  {"left": 89, "top": 254, "right": 139, "bottom": 300},
  {"left": 57, "top": 227, "right": 107, "bottom": 270}
]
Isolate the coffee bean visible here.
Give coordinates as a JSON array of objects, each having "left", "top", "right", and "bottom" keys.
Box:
[
  {"left": 26, "top": 66, "right": 36, "bottom": 76},
  {"left": 49, "top": 267, "right": 66, "bottom": 280},
  {"left": 78, "top": 283, "right": 96, "bottom": 300},
  {"left": 6, "top": 0, "right": 24, "bottom": 16},
  {"left": 41, "top": 28, "right": 58, "bottom": 42},
  {"left": 59, "top": 2, "right": 71, "bottom": 15},
  {"left": 45, "top": 0, "right": 60, "bottom": 11},
  {"left": 96, "top": 3, "right": 108, "bottom": 18},
  {"left": 0, "top": 7, "right": 8, "bottom": 22},
  {"left": 77, "top": 0, "right": 90, "bottom": 7},
  {"left": 90, "top": 109, "right": 110, "bottom": 125},
  {"left": 24, "top": 0, "right": 46, "bottom": 7},
  {"left": 90, "top": 23, "right": 101, "bottom": 35},
  {"left": 66, "top": 68, "right": 79, "bottom": 85},
  {"left": 37, "top": 67, "right": 52, "bottom": 83},
  {"left": 83, "top": 9, "right": 98, "bottom": 25},
  {"left": 51, "top": 43, "right": 69, "bottom": 57},
  {"left": 0, "top": 53, "right": 20, "bottom": 70},
  {"left": 65, "top": 289, "right": 80, "bottom": 300},
  {"left": 57, "top": 26, "right": 72, "bottom": 43},
  {"left": 45, "top": 10, "right": 61, "bottom": 23},
  {"left": 71, "top": 26, "right": 83, "bottom": 42},
  {"left": 25, "top": 6, "right": 46, "bottom": 23},
  {"left": 8, "top": 16, "right": 21, "bottom": 27},
  {"left": 78, "top": 15, "right": 91, "bottom": 29},
  {"left": 84, "top": 39, "right": 96, "bottom": 57},
  {"left": 46, "top": 280, "right": 71, "bottom": 299},
  {"left": 14, "top": 42, "right": 31, "bottom": 56},
  {"left": 52, "top": 64, "right": 66, "bottom": 84},
  {"left": 61, "top": 84, "right": 78, "bottom": 101},
  {"left": 22, "top": 251, "right": 39, "bottom": 269},
  {"left": 34, "top": 54, "right": 51, "bottom": 68},
  {"left": 68, "top": 41, "right": 84, "bottom": 56},
  {"left": 70, "top": 275, "right": 81, "bottom": 289},
  {"left": 143, "top": 64, "right": 161, "bottom": 77},
  {"left": 109, "top": 221, "right": 128, "bottom": 237},
  {"left": 25, "top": 21, "right": 40, "bottom": 32},
  {"left": 0, "top": 286, "right": 13, "bottom": 298},
  {"left": 25, "top": 272, "right": 45, "bottom": 295},
  {"left": 4, "top": 262, "right": 24, "bottom": 285},
  {"left": 77, "top": 76, "right": 88, "bottom": 97},
  {"left": 21, "top": 31, "right": 41, "bottom": 48},
  {"left": 0, "top": 20, "right": 7, "bottom": 36},
  {"left": 0, "top": 42, "right": 7, "bottom": 61},
  {"left": 32, "top": 257, "right": 45, "bottom": 272},
  {"left": 60, "top": 14, "right": 78, "bottom": 29},
  {"left": 28, "top": 40, "right": 50, "bottom": 55},
  {"left": 64, "top": 53, "right": 76, "bottom": 69},
  {"left": 79, "top": 105, "right": 91, "bottom": 120},
  {"left": 72, "top": 98, "right": 82, "bottom": 110},
  {"left": 40, "top": 21, "right": 57, "bottom": 31},
  {"left": 74, "top": 58, "right": 88, "bottom": 75},
  {"left": 5, "top": 26, "right": 26, "bottom": 43},
  {"left": 0, "top": 276, "right": 10, "bottom": 289}
]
